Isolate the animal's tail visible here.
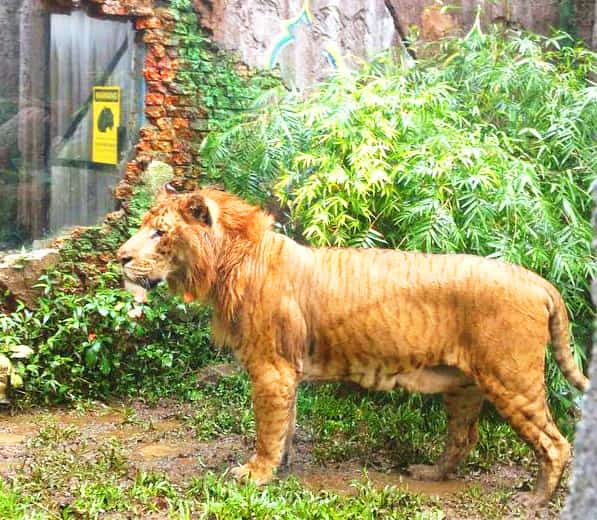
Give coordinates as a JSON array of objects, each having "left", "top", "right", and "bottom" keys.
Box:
[{"left": 545, "top": 282, "right": 589, "bottom": 392}]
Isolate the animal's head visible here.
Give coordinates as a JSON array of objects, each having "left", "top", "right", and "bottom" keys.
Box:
[{"left": 117, "top": 185, "right": 273, "bottom": 303}]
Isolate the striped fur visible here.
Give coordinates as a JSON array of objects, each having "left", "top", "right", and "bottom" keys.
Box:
[{"left": 118, "top": 188, "right": 589, "bottom": 505}]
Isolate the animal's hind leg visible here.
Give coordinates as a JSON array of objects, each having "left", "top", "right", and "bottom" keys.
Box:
[
  {"left": 409, "top": 385, "right": 484, "bottom": 481},
  {"left": 476, "top": 374, "right": 570, "bottom": 505}
]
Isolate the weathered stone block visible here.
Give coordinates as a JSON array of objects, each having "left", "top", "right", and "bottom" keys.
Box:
[
  {"left": 167, "top": 82, "right": 187, "bottom": 95},
  {"left": 146, "top": 81, "right": 168, "bottom": 94},
  {"left": 172, "top": 140, "right": 191, "bottom": 153},
  {"left": 149, "top": 43, "right": 166, "bottom": 58},
  {"left": 0, "top": 249, "right": 60, "bottom": 307},
  {"left": 145, "top": 92, "right": 165, "bottom": 106},
  {"left": 145, "top": 105, "right": 167, "bottom": 119},
  {"left": 143, "top": 29, "right": 166, "bottom": 44},
  {"left": 135, "top": 139, "right": 153, "bottom": 152},
  {"left": 125, "top": 160, "right": 141, "bottom": 177},
  {"left": 167, "top": 106, "right": 200, "bottom": 119},
  {"left": 100, "top": 1, "right": 127, "bottom": 16},
  {"left": 160, "top": 69, "right": 176, "bottom": 82},
  {"left": 157, "top": 55, "right": 173, "bottom": 70},
  {"left": 143, "top": 67, "right": 161, "bottom": 82},
  {"left": 173, "top": 117, "right": 190, "bottom": 129},
  {"left": 154, "top": 7, "right": 176, "bottom": 21},
  {"left": 155, "top": 140, "right": 173, "bottom": 152},
  {"left": 171, "top": 152, "right": 192, "bottom": 165},
  {"left": 155, "top": 117, "right": 173, "bottom": 130},
  {"left": 139, "top": 126, "right": 159, "bottom": 140},
  {"left": 158, "top": 128, "right": 176, "bottom": 141},
  {"left": 174, "top": 128, "right": 194, "bottom": 140},
  {"left": 136, "top": 151, "right": 156, "bottom": 164},
  {"left": 124, "top": 0, "right": 153, "bottom": 17},
  {"left": 135, "top": 16, "right": 162, "bottom": 30}
]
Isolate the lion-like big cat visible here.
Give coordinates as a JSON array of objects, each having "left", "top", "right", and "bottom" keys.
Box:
[{"left": 118, "top": 185, "right": 589, "bottom": 506}]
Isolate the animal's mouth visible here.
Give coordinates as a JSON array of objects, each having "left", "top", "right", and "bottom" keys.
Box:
[
  {"left": 139, "top": 277, "right": 162, "bottom": 290},
  {"left": 123, "top": 276, "right": 163, "bottom": 304},
  {"left": 124, "top": 275, "right": 162, "bottom": 290}
]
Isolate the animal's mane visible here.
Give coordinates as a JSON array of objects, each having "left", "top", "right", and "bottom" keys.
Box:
[
  {"left": 156, "top": 188, "right": 275, "bottom": 320},
  {"left": 197, "top": 188, "right": 274, "bottom": 243}
]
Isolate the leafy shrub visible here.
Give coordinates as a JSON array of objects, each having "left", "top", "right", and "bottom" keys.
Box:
[
  {"left": 202, "top": 26, "right": 596, "bottom": 415},
  {"left": 1, "top": 267, "right": 215, "bottom": 404},
  {"left": 0, "top": 166, "right": 218, "bottom": 405}
]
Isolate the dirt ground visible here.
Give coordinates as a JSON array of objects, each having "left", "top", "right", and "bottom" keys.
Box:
[{"left": 0, "top": 400, "right": 565, "bottom": 519}]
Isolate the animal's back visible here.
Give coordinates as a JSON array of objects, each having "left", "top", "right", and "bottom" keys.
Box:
[{"left": 296, "top": 247, "right": 552, "bottom": 369}]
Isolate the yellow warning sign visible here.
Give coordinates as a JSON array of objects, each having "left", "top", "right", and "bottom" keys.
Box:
[{"left": 92, "top": 86, "right": 121, "bottom": 165}]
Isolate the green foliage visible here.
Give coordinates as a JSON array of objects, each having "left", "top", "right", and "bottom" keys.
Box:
[
  {"left": 0, "top": 378, "right": 533, "bottom": 519},
  {"left": 1, "top": 415, "right": 448, "bottom": 519},
  {"left": 189, "top": 374, "right": 255, "bottom": 440},
  {"left": 201, "top": 86, "right": 312, "bottom": 207},
  {"left": 1, "top": 267, "right": 214, "bottom": 404},
  {"left": 188, "top": 474, "right": 443, "bottom": 520},
  {"left": 182, "top": 372, "right": 528, "bottom": 470},
  {"left": 169, "top": 0, "right": 281, "bottom": 153},
  {"left": 298, "top": 384, "right": 529, "bottom": 469},
  {"left": 202, "top": 27, "right": 597, "bottom": 416},
  {"left": 0, "top": 174, "right": 218, "bottom": 405}
]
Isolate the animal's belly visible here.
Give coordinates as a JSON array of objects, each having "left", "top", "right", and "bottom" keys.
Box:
[{"left": 301, "top": 356, "right": 471, "bottom": 394}]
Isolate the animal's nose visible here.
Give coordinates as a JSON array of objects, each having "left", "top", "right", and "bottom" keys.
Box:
[{"left": 120, "top": 255, "right": 132, "bottom": 266}]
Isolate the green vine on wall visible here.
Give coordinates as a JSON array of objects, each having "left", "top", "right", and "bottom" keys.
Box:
[{"left": 169, "top": 0, "right": 282, "bottom": 169}]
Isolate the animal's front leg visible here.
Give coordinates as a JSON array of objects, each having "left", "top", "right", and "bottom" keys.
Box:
[
  {"left": 231, "top": 360, "right": 298, "bottom": 485},
  {"left": 280, "top": 388, "right": 297, "bottom": 470}
]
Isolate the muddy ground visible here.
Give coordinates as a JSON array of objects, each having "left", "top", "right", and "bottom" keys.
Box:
[{"left": 0, "top": 400, "right": 565, "bottom": 519}]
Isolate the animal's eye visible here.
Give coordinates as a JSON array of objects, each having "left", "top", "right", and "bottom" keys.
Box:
[{"left": 152, "top": 229, "right": 165, "bottom": 239}]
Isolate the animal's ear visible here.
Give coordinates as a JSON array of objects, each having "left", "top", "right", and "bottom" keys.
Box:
[
  {"left": 156, "top": 182, "right": 179, "bottom": 201},
  {"left": 182, "top": 193, "right": 212, "bottom": 226},
  {"left": 163, "top": 182, "right": 178, "bottom": 194}
]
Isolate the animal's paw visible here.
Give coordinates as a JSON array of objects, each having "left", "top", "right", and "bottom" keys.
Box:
[
  {"left": 407, "top": 464, "right": 445, "bottom": 481},
  {"left": 230, "top": 457, "right": 275, "bottom": 485},
  {"left": 516, "top": 491, "right": 548, "bottom": 508}
]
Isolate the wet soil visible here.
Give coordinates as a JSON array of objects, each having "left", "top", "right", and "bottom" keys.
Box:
[{"left": 0, "top": 401, "right": 562, "bottom": 519}]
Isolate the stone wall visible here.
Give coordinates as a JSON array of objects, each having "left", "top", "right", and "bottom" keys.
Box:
[
  {"left": 562, "top": 188, "right": 597, "bottom": 518},
  {"left": 192, "top": 0, "right": 596, "bottom": 89},
  {"left": 193, "top": 0, "right": 401, "bottom": 90}
]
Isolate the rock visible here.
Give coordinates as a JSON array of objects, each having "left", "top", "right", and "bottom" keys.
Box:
[
  {"left": 562, "top": 186, "right": 597, "bottom": 518},
  {"left": 562, "top": 340, "right": 597, "bottom": 518},
  {"left": 0, "top": 248, "right": 60, "bottom": 307},
  {"left": 196, "top": 363, "right": 240, "bottom": 386}
]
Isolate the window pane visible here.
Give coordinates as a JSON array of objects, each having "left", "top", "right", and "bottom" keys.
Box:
[{"left": 0, "top": 3, "right": 142, "bottom": 251}]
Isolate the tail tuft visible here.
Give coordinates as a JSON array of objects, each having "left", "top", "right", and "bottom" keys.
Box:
[{"left": 546, "top": 283, "right": 589, "bottom": 393}]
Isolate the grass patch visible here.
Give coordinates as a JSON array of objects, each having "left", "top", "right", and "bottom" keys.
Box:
[
  {"left": 2, "top": 419, "right": 449, "bottom": 519},
  {"left": 182, "top": 373, "right": 529, "bottom": 471}
]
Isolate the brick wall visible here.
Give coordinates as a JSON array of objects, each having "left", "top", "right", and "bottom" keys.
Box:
[
  {"left": 81, "top": 0, "right": 203, "bottom": 208},
  {"left": 49, "top": 0, "right": 278, "bottom": 214}
]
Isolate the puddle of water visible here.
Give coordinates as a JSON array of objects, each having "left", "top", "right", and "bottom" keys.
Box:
[
  {"left": 393, "top": 475, "right": 467, "bottom": 495},
  {"left": 151, "top": 419, "right": 183, "bottom": 432},
  {"left": 0, "top": 433, "right": 27, "bottom": 446},
  {"left": 60, "top": 412, "right": 123, "bottom": 427},
  {"left": 297, "top": 465, "right": 468, "bottom": 497},
  {"left": 136, "top": 443, "right": 185, "bottom": 459},
  {"left": 0, "top": 460, "right": 14, "bottom": 471}
]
